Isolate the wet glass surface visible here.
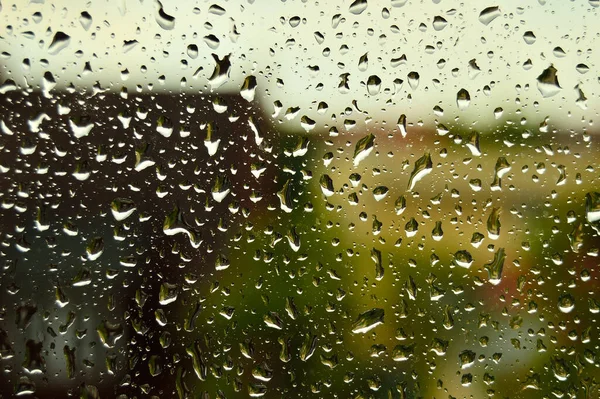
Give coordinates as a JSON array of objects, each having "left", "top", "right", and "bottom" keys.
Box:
[{"left": 0, "top": 1, "right": 599, "bottom": 398}]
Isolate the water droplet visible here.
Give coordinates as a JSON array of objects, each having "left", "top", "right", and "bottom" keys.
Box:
[
  {"left": 358, "top": 52, "right": 369, "bottom": 71},
  {"left": 459, "top": 350, "right": 476, "bottom": 369},
  {"left": 48, "top": 32, "right": 71, "bottom": 55},
  {"left": 111, "top": 198, "right": 136, "bottom": 221},
  {"left": 277, "top": 180, "right": 293, "bottom": 213},
  {"left": 204, "top": 34, "right": 220, "bottom": 50},
  {"left": 456, "top": 89, "right": 471, "bottom": 110},
  {"left": 479, "top": 6, "right": 501, "bottom": 25},
  {"left": 392, "top": 344, "right": 415, "bottom": 361},
  {"left": 372, "top": 186, "right": 389, "bottom": 201},
  {"left": 552, "top": 46, "right": 566, "bottom": 58},
  {"left": 349, "top": 0, "right": 368, "bottom": 15},
  {"left": 432, "top": 16, "right": 448, "bottom": 31},
  {"left": 567, "top": 222, "right": 584, "bottom": 253},
  {"left": 300, "top": 333, "right": 318, "bottom": 361},
  {"left": 484, "top": 247, "right": 506, "bottom": 285},
  {"left": 537, "top": 65, "right": 562, "bottom": 97},
  {"left": 86, "top": 237, "right": 104, "bottom": 261},
  {"left": 576, "top": 63, "right": 590, "bottom": 74},
  {"left": 319, "top": 174, "right": 335, "bottom": 196},
  {"left": 240, "top": 75, "right": 257, "bottom": 102},
  {"left": 366, "top": 75, "right": 381, "bottom": 95},
  {"left": 97, "top": 321, "right": 124, "bottom": 348},
  {"left": 558, "top": 294, "right": 575, "bottom": 313},
  {"left": 407, "top": 72, "right": 420, "bottom": 89},
  {"left": 154, "top": 0, "right": 176, "bottom": 30},
  {"left": 586, "top": 192, "right": 600, "bottom": 223},
  {"left": 397, "top": 114, "right": 407, "bottom": 137},
  {"left": 395, "top": 195, "right": 407, "bottom": 215},
  {"left": 186, "top": 44, "right": 199, "bottom": 59},
  {"left": 352, "top": 308, "right": 384, "bottom": 334},
  {"left": 407, "top": 152, "right": 432, "bottom": 191},
  {"left": 432, "top": 221, "right": 444, "bottom": 241},
  {"left": 454, "top": 250, "right": 473, "bottom": 268},
  {"left": 487, "top": 207, "right": 502, "bottom": 239},
  {"left": 208, "top": 54, "right": 232, "bottom": 89},
  {"left": 371, "top": 248, "right": 384, "bottom": 280},
  {"left": 79, "top": 12, "right": 93, "bottom": 31},
  {"left": 404, "top": 217, "right": 418, "bottom": 237},
  {"left": 466, "top": 132, "right": 481, "bottom": 156},
  {"left": 353, "top": 133, "right": 375, "bottom": 166},
  {"left": 523, "top": 31, "right": 536, "bottom": 44},
  {"left": 551, "top": 357, "right": 570, "bottom": 381}
]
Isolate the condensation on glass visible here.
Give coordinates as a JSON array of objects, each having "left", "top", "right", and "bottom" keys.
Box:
[{"left": 0, "top": 1, "right": 599, "bottom": 398}]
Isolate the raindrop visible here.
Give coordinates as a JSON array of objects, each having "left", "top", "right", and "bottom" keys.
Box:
[
  {"left": 349, "top": 0, "right": 368, "bottom": 15},
  {"left": 351, "top": 308, "right": 384, "bottom": 334},
  {"left": 372, "top": 186, "right": 389, "bottom": 201},
  {"left": 48, "top": 32, "right": 71, "bottom": 55},
  {"left": 523, "top": 31, "right": 536, "bottom": 44},
  {"left": 432, "top": 16, "right": 448, "bottom": 31},
  {"left": 366, "top": 75, "right": 381, "bottom": 95},
  {"left": 456, "top": 89, "right": 471, "bottom": 110},
  {"left": 358, "top": 52, "right": 368, "bottom": 71},
  {"left": 208, "top": 54, "right": 232, "bottom": 89},
  {"left": 154, "top": 0, "right": 176, "bottom": 30},
  {"left": 407, "top": 152, "right": 432, "bottom": 191},
  {"left": 240, "top": 75, "right": 258, "bottom": 102},
  {"left": 407, "top": 72, "right": 420, "bottom": 89},
  {"left": 186, "top": 44, "right": 199, "bottom": 59},
  {"left": 478, "top": 6, "right": 501, "bottom": 25},
  {"left": 353, "top": 133, "right": 375, "bottom": 166},
  {"left": 537, "top": 65, "right": 561, "bottom": 97},
  {"left": 558, "top": 294, "right": 575, "bottom": 313},
  {"left": 79, "top": 12, "right": 93, "bottom": 30},
  {"left": 484, "top": 248, "right": 506, "bottom": 285}
]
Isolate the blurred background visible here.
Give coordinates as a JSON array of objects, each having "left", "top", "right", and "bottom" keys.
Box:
[{"left": 0, "top": 0, "right": 599, "bottom": 398}]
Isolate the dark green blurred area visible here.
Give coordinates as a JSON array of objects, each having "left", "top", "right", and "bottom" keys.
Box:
[{"left": 0, "top": 90, "right": 598, "bottom": 399}]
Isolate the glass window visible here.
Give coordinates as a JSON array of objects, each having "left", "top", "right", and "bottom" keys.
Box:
[{"left": 0, "top": 1, "right": 599, "bottom": 398}]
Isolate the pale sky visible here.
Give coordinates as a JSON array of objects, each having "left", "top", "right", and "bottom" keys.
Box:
[{"left": 1, "top": 0, "right": 598, "bottom": 129}]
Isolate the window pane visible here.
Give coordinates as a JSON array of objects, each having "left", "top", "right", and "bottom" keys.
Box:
[{"left": 1, "top": 1, "right": 599, "bottom": 398}]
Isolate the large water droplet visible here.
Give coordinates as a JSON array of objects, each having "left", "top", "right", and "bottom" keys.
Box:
[
  {"left": 48, "top": 32, "right": 71, "bottom": 55},
  {"left": 351, "top": 308, "right": 384, "bottom": 334},
  {"left": 154, "top": 0, "right": 176, "bottom": 30},
  {"left": 407, "top": 152, "right": 432, "bottom": 191},
  {"left": 349, "top": 0, "right": 368, "bottom": 15},
  {"left": 353, "top": 133, "right": 375, "bottom": 166},
  {"left": 478, "top": 6, "right": 501, "bottom": 25},
  {"left": 537, "top": 65, "right": 561, "bottom": 97},
  {"left": 457, "top": 89, "right": 471, "bottom": 110}
]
